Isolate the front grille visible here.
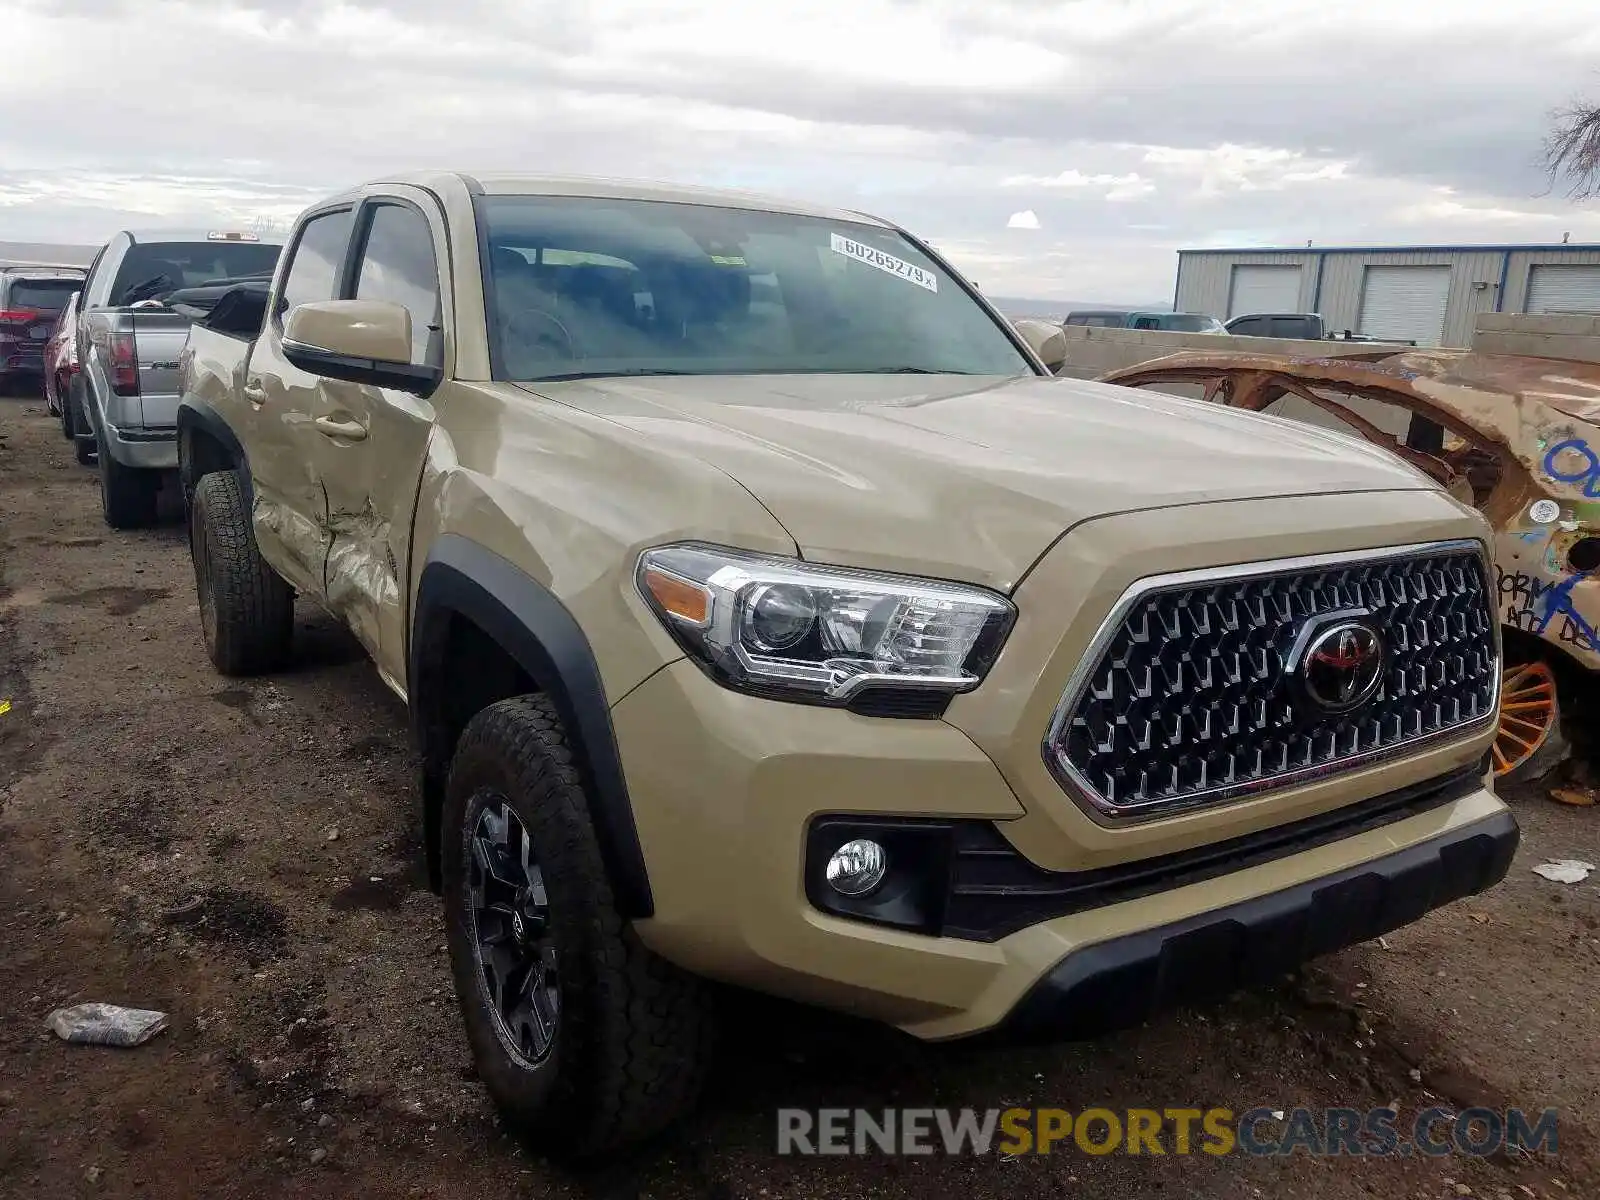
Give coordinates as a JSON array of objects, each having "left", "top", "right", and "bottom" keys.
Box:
[{"left": 1045, "top": 542, "right": 1498, "bottom": 819}]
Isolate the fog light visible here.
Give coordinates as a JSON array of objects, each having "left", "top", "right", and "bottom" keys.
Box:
[{"left": 825, "top": 839, "right": 888, "bottom": 896}]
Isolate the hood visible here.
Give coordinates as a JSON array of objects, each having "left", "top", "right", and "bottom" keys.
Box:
[{"left": 522, "top": 372, "right": 1435, "bottom": 590}]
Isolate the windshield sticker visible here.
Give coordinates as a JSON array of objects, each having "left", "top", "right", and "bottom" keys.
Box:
[{"left": 829, "top": 233, "right": 937, "bottom": 293}]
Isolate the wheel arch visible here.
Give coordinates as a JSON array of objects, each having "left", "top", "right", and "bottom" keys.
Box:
[
  {"left": 177, "top": 400, "right": 250, "bottom": 508},
  {"left": 410, "top": 533, "right": 653, "bottom": 917}
]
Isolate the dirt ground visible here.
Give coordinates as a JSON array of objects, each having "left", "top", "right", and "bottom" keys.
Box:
[{"left": 2, "top": 389, "right": 1598, "bottom": 1200}]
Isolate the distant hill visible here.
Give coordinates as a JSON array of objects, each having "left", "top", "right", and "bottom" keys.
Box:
[
  {"left": 989, "top": 296, "right": 1173, "bottom": 321},
  {"left": 0, "top": 241, "right": 98, "bottom": 268}
]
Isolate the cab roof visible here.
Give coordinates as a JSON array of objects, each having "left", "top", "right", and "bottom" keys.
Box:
[{"left": 347, "top": 171, "right": 897, "bottom": 228}]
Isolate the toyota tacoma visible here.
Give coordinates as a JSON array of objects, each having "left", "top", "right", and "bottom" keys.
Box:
[{"left": 174, "top": 172, "right": 1515, "bottom": 1159}]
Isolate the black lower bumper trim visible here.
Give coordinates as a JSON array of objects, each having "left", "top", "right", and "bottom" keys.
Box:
[{"left": 999, "top": 808, "right": 1518, "bottom": 1043}]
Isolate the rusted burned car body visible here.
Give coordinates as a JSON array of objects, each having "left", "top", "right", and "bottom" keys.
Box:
[{"left": 1101, "top": 347, "right": 1600, "bottom": 779}]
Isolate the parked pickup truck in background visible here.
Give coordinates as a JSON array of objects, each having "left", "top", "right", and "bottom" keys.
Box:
[
  {"left": 175, "top": 171, "right": 1514, "bottom": 1160},
  {"left": 1223, "top": 312, "right": 1418, "bottom": 345},
  {"left": 69, "top": 228, "right": 282, "bottom": 527},
  {"left": 1063, "top": 308, "right": 1226, "bottom": 333}
]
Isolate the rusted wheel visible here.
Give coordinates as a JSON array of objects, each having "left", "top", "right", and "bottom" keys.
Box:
[{"left": 1494, "top": 660, "right": 1565, "bottom": 784}]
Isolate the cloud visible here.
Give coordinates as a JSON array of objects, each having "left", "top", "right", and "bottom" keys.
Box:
[
  {"left": 2, "top": 0, "right": 1600, "bottom": 303},
  {"left": 1007, "top": 210, "right": 1042, "bottom": 230},
  {"left": 1138, "top": 144, "right": 1353, "bottom": 195},
  {"left": 1001, "top": 170, "right": 1156, "bottom": 201}
]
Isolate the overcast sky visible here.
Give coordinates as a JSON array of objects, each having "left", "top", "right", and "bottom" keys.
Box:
[{"left": 5, "top": 0, "right": 1600, "bottom": 301}]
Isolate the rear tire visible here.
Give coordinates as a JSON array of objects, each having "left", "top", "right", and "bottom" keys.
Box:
[
  {"left": 98, "top": 442, "right": 158, "bottom": 529},
  {"left": 59, "top": 376, "right": 75, "bottom": 439},
  {"left": 189, "top": 469, "right": 293, "bottom": 675},
  {"left": 69, "top": 378, "right": 96, "bottom": 461},
  {"left": 442, "top": 696, "right": 714, "bottom": 1161}
]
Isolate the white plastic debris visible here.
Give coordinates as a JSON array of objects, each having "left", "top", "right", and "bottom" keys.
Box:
[
  {"left": 47, "top": 1003, "right": 169, "bottom": 1047},
  {"left": 1531, "top": 859, "right": 1595, "bottom": 885}
]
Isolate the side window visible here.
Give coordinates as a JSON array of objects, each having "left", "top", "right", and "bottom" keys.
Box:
[
  {"left": 1230, "top": 317, "right": 1265, "bottom": 336},
  {"left": 1133, "top": 316, "right": 1160, "bottom": 330},
  {"left": 278, "top": 209, "right": 354, "bottom": 322},
  {"left": 353, "top": 203, "right": 442, "bottom": 365}
]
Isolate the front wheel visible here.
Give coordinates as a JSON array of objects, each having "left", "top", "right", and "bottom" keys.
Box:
[{"left": 442, "top": 696, "right": 714, "bottom": 1161}]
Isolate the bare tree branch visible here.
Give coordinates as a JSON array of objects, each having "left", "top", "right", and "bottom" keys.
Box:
[{"left": 1544, "top": 98, "right": 1600, "bottom": 201}]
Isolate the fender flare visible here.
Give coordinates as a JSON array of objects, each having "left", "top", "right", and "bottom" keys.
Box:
[
  {"left": 176, "top": 399, "right": 250, "bottom": 504},
  {"left": 410, "top": 534, "right": 654, "bottom": 917}
]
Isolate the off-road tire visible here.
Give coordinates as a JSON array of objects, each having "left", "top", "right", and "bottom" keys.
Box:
[
  {"left": 97, "top": 441, "right": 159, "bottom": 529},
  {"left": 442, "top": 696, "right": 714, "bottom": 1161},
  {"left": 189, "top": 469, "right": 293, "bottom": 675}
]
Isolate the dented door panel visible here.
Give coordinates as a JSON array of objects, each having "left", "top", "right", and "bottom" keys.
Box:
[
  {"left": 243, "top": 327, "right": 334, "bottom": 596},
  {"left": 313, "top": 190, "right": 452, "bottom": 687},
  {"left": 318, "top": 386, "right": 437, "bottom": 686}
]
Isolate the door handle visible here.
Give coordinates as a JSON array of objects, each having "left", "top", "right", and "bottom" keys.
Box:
[
  {"left": 243, "top": 381, "right": 266, "bottom": 405},
  {"left": 313, "top": 415, "right": 368, "bottom": 441}
]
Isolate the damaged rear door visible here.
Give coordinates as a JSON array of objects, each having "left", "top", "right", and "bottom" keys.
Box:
[{"left": 311, "top": 193, "right": 446, "bottom": 692}]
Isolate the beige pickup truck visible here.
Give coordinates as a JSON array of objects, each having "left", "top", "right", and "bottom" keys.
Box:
[{"left": 174, "top": 172, "right": 1515, "bottom": 1159}]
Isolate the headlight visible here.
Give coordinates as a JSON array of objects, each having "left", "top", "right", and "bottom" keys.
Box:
[{"left": 636, "top": 543, "right": 1015, "bottom": 706}]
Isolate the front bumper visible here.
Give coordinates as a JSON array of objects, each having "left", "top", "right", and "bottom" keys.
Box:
[
  {"left": 1001, "top": 805, "right": 1517, "bottom": 1041},
  {"left": 614, "top": 658, "right": 1513, "bottom": 1041}
]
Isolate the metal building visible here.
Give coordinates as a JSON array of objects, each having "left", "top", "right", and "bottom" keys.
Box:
[{"left": 1174, "top": 242, "right": 1600, "bottom": 347}]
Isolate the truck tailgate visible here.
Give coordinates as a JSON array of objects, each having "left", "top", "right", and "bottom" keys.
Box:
[{"left": 129, "top": 309, "right": 193, "bottom": 429}]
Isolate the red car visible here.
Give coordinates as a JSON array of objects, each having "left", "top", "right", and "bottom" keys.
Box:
[
  {"left": 0, "top": 268, "right": 81, "bottom": 397},
  {"left": 42, "top": 288, "right": 81, "bottom": 436}
]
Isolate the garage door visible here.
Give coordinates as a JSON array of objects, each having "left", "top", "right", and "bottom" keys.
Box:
[
  {"left": 1227, "top": 265, "right": 1302, "bottom": 318},
  {"left": 1526, "top": 264, "right": 1600, "bottom": 314},
  {"left": 1357, "top": 266, "right": 1450, "bottom": 347}
]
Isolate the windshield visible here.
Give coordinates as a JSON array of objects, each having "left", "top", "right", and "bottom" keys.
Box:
[
  {"left": 1165, "top": 313, "right": 1226, "bottom": 333},
  {"left": 477, "top": 195, "right": 1034, "bottom": 381},
  {"left": 109, "top": 240, "right": 282, "bottom": 306}
]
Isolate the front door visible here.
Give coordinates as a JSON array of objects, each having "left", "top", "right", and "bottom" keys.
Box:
[
  {"left": 310, "top": 194, "right": 447, "bottom": 691},
  {"left": 244, "top": 206, "right": 355, "bottom": 596}
]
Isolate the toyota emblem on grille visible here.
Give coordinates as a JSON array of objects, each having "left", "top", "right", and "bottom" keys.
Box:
[{"left": 1299, "top": 621, "right": 1385, "bottom": 713}]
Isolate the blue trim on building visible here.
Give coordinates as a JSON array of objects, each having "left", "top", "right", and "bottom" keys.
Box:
[{"left": 1180, "top": 242, "right": 1599, "bottom": 256}]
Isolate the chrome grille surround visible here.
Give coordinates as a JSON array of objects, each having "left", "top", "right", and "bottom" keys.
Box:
[{"left": 1042, "top": 540, "right": 1500, "bottom": 823}]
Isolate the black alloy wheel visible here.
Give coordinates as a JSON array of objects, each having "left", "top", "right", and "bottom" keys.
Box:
[{"left": 466, "top": 794, "right": 561, "bottom": 1066}]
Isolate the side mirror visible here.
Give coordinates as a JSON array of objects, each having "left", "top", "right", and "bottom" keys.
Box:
[
  {"left": 1011, "top": 317, "right": 1069, "bottom": 374},
  {"left": 282, "top": 300, "right": 441, "bottom": 394}
]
